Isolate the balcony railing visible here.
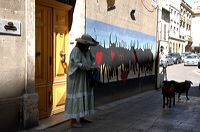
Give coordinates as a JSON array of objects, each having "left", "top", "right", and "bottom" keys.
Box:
[
  {"left": 187, "top": 19, "right": 191, "bottom": 25},
  {"left": 180, "top": 16, "right": 185, "bottom": 22},
  {"left": 185, "top": 35, "right": 192, "bottom": 42}
]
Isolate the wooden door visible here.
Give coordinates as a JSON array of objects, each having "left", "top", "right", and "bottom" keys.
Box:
[
  {"left": 35, "top": 0, "right": 72, "bottom": 118},
  {"left": 35, "top": 4, "right": 53, "bottom": 118},
  {"left": 52, "top": 8, "right": 69, "bottom": 114}
]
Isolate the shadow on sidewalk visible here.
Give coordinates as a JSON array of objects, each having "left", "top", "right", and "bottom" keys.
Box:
[{"left": 189, "top": 85, "right": 200, "bottom": 98}]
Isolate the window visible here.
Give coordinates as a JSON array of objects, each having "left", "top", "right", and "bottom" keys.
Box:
[
  {"left": 162, "top": 8, "right": 170, "bottom": 22},
  {"left": 164, "top": 24, "right": 166, "bottom": 40}
]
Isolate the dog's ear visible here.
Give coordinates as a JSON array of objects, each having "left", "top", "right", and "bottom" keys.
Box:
[{"left": 190, "top": 81, "right": 193, "bottom": 85}]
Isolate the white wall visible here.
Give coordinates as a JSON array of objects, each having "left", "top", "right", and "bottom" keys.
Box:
[
  {"left": 68, "top": 0, "right": 86, "bottom": 57},
  {"left": 192, "top": 15, "right": 200, "bottom": 47}
]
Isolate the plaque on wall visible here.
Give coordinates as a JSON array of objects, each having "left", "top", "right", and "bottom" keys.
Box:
[{"left": 0, "top": 18, "right": 21, "bottom": 36}]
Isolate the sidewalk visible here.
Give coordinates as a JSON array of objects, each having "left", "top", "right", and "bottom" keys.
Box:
[
  {"left": 25, "top": 89, "right": 200, "bottom": 132},
  {"left": 66, "top": 89, "right": 200, "bottom": 132}
]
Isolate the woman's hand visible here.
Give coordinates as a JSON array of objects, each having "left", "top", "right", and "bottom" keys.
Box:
[
  {"left": 77, "top": 63, "right": 91, "bottom": 70},
  {"left": 91, "top": 65, "right": 99, "bottom": 69},
  {"left": 84, "top": 65, "right": 91, "bottom": 70}
]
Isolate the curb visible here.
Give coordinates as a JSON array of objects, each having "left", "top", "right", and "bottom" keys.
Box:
[{"left": 193, "top": 69, "right": 200, "bottom": 75}]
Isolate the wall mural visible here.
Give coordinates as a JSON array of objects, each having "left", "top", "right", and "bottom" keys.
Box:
[{"left": 86, "top": 18, "right": 156, "bottom": 83}]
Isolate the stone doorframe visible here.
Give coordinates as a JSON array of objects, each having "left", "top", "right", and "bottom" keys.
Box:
[{"left": 21, "top": 0, "right": 38, "bottom": 129}]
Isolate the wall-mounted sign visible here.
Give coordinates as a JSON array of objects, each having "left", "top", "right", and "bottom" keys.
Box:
[{"left": 0, "top": 18, "right": 21, "bottom": 36}]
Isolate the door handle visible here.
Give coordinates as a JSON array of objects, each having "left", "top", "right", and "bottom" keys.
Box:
[
  {"left": 36, "top": 52, "right": 41, "bottom": 56},
  {"left": 60, "top": 51, "right": 66, "bottom": 63}
]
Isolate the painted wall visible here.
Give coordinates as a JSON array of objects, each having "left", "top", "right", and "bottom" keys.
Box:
[
  {"left": 87, "top": 19, "right": 156, "bottom": 83},
  {"left": 85, "top": 0, "right": 157, "bottom": 83}
]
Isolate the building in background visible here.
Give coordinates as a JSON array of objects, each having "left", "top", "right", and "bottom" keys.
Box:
[
  {"left": 158, "top": 0, "right": 193, "bottom": 54},
  {"left": 168, "top": 0, "right": 183, "bottom": 54},
  {"left": 180, "top": 0, "right": 193, "bottom": 52},
  {"left": 191, "top": 0, "right": 200, "bottom": 53},
  {"left": 158, "top": 0, "right": 170, "bottom": 56}
]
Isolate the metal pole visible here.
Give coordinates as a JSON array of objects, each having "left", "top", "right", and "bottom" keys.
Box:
[
  {"left": 155, "top": 4, "right": 160, "bottom": 90},
  {"left": 85, "top": 0, "right": 86, "bottom": 34}
]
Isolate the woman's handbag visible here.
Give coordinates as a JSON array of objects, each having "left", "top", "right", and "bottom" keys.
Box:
[{"left": 88, "top": 68, "right": 101, "bottom": 87}]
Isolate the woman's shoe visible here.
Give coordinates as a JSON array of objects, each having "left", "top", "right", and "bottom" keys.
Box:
[
  {"left": 80, "top": 118, "right": 92, "bottom": 123},
  {"left": 71, "top": 123, "right": 83, "bottom": 128}
]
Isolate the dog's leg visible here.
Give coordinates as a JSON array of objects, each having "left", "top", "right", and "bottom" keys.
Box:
[
  {"left": 173, "top": 94, "right": 175, "bottom": 106},
  {"left": 169, "top": 97, "right": 171, "bottom": 108},
  {"left": 163, "top": 95, "right": 165, "bottom": 108},
  {"left": 178, "top": 93, "right": 181, "bottom": 100},
  {"left": 166, "top": 97, "right": 169, "bottom": 105},
  {"left": 186, "top": 92, "right": 189, "bottom": 100}
]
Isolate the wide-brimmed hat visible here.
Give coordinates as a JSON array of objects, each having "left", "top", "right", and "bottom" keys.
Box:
[{"left": 75, "top": 34, "right": 99, "bottom": 46}]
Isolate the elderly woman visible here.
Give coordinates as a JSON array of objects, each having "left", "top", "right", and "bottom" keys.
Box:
[{"left": 65, "top": 34, "right": 99, "bottom": 128}]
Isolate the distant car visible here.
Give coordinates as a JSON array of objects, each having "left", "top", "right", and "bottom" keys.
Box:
[
  {"left": 165, "top": 55, "right": 174, "bottom": 66},
  {"left": 181, "top": 52, "right": 191, "bottom": 62},
  {"left": 159, "top": 55, "right": 174, "bottom": 66},
  {"left": 168, "top": 53, "right": 182, "bottom": 64},
  {"left": 184, "top": 54, "right": 200, "bottom": 66}
]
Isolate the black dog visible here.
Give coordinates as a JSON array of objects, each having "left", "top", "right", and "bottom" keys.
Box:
[
  {"left": 162, "top": 81, "right": 175, "bottom": 108},
  {"left": 167, "top": 80, "right": 193, "bottom": 100}
]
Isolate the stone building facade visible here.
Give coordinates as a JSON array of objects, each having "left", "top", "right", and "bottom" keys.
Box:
[
  {"left": 158, "top": 0, "right": 193, "bottom": 54},
  {"left": 180, "top": 0, "right": 193, "bottom": 52},
  {"left": 168, "top": 0, "right": 184, "bottom": 54},
  {"left": 158, "top": 0, "right": 170, "bottom": 55},
  {"left": 0, "top": 0, "right": 35, "bottom": 130},
  {"left": 191, "top": 0, "right": 200, "bottom": 52},
  {"left": 0, "top": 0, "right": 158, "bottom": 130}
]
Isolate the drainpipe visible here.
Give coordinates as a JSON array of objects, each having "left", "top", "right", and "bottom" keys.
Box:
[
  {"left": 85, "top": 0, "right": 86, "bottom": 34},
  {"left": 155, "top": 4, "right": 160, "bottom": 90}
]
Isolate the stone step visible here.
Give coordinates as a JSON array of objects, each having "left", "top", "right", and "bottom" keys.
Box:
[{"left": 20, "top": 112, "right": 70, "bottom": 132}]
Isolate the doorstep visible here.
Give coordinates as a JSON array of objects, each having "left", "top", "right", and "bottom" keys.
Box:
[{"left": 20, "top": 112, "right": 71, "bottom": 132}]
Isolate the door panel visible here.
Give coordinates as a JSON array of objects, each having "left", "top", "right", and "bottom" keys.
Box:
[
  {"left": 52, "top": 83, "right": 66, "bottom": 114},
  {"left": 52, "top": 8, "right": 69, "bottom": 113},
  {"left": 53, "top": 8, "right": 68, "bottom": 82},
  {"left": 35, "top": 4, "right": 53, "bottom": 118}
]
